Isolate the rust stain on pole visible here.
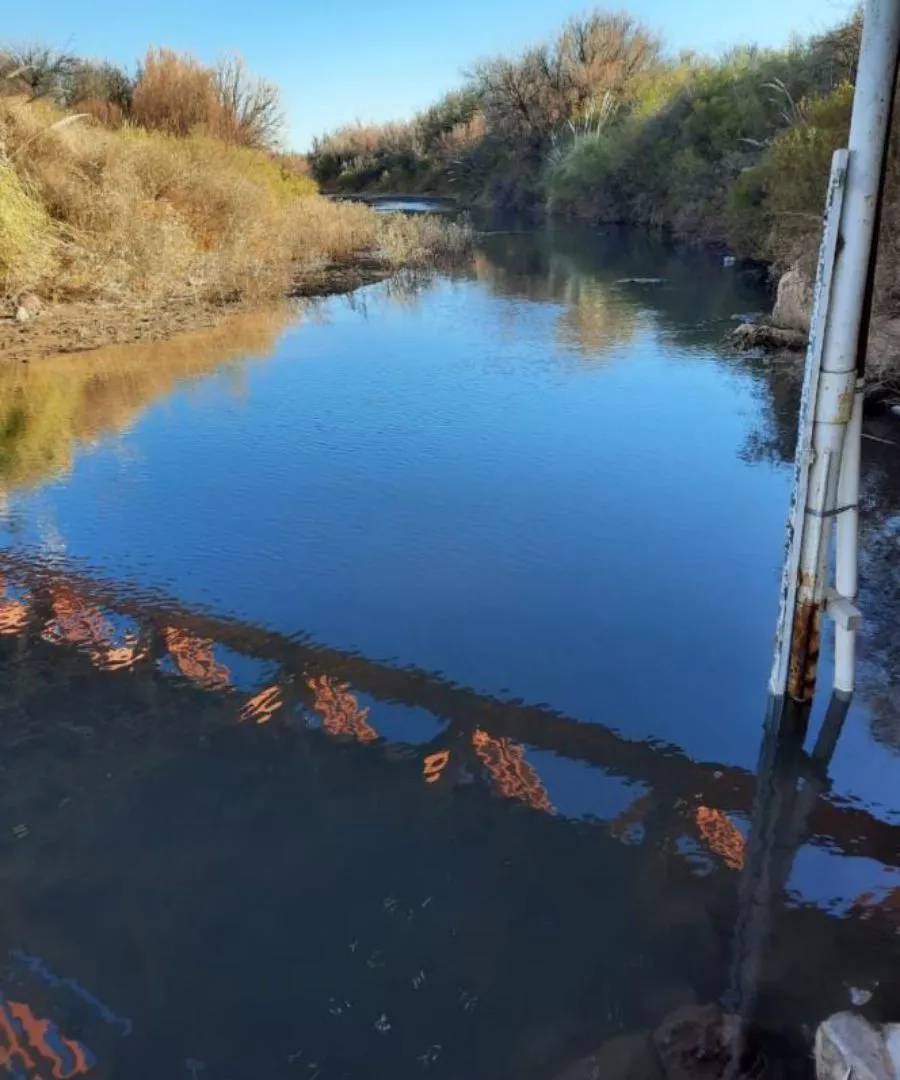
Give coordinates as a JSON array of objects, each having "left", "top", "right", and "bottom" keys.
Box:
[{"left": 787, "top": 590, "right": 822, "bottom": 703}]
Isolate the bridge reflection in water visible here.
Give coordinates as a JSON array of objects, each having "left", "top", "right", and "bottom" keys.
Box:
[{"left": 0, "top": 552, "right": 898, "bottom": 1079}]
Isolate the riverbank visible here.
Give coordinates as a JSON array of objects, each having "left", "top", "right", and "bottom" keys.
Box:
[
  {"left": 0, "top": 256, "right": 407, "bottom": 364},
  {"left": 307, "top": 9, "right": 900, "bottom": 390},
  {"left": 0, "top": 77, "right": 471, "bottom": 358}
]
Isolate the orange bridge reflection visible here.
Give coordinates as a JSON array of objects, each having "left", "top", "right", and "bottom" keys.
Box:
[
  {"left": 163, "top": 627, "right": 231, "bottom": 690},
  {"left": 0, "top": 996, "right": 95, "bottom": 1079},
  {"left": 307, "top": 675, "right": 378, "bottom": 743},
  {"left": 472, "top": 729, "right": 554, "bottom": 814},
  {"left": 0, "top": 577, "right": 29, "bottom": 637},
  {"left": 695, "top": 806, "right": 746, "bottom": 871},
  {"left": 42, "top": 587, "right": 143, "bottom": 673},
  {"left": 1, "top": 551, "right": 897, "bottom": 878}
]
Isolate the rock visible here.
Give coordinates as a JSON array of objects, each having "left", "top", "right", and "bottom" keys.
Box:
[
  {"left": 729, "top": 322, "right": 807, "bottom": 352},
  {"left": 554, "top": 1032, "right": 665, "bottom": 1080},
  {"left": 815, "top": 1013, "right": 898, "bottom": 1080},
  {"left": 653, "top": 1004, "right": 747, "bottom": 1080},
  {"left": 14, "top": 294, "right": 43, "bottom": 323},
  {"left": 772, "top": 269, "right": 813, "bottom": 333}
]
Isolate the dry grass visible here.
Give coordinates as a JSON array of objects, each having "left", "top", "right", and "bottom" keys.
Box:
[
  {"left": 378, "top": 213, "right": 473, "bottom": 266},
  {"left": 0, "top": 94, "right": 471, "bottom": 307},
  {"left": 0, "top": 160, "right": 56, "bottom": 292}
]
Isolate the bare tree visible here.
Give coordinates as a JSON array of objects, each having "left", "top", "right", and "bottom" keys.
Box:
[
  {"left": 68, "top": 60, "right": 133, "bottom": 111},
  {"left": 0, "top": 45, "right": 78, "bottom": 102},
  {"left": 471, "top": 11, "right": 661, "bottom": 152},
  {"left": 213, "top": 54, "right": 284, "bottom": 150}
]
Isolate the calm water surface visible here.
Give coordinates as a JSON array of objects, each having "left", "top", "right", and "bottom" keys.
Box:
[{"left": 0, "top": 226, "right": 898, "bottom": 1080}]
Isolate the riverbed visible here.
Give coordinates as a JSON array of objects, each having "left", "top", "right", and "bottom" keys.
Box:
[{"left": 0, "top": 224, "right": 897, "bottom": 1080}]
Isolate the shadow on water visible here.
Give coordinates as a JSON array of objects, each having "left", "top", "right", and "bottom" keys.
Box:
[{"left": 0, "top": 225, "right": 897, "bottom": 1080}]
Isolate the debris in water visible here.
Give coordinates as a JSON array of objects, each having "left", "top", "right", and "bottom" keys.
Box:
[
  {"left": 374, "top": 1014, "right": 391, "bottom": 1034},
  {"left": 849, "top": 986, "right": 873, "bottom": 1007},
  {"left": 12, "top": 824, "right": 28, "bottom": 840},
  {"left": 417, "top": 1045, "right": 442, "bottom": 1067},
  {"left": 413, "top": 970, "right": 426, "bottom": 990},
  {"left": 459, "top": 991, "right": 478, "bottom": 1014}
]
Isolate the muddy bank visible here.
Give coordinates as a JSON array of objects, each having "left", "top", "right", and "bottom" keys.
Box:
[{"left": 0, "top": 259, "right": 396, "bottom": 365}]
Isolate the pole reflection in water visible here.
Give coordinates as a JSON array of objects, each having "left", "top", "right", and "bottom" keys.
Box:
[{"left": 726, "top": 693, "right": 852, "bottom": 1068}]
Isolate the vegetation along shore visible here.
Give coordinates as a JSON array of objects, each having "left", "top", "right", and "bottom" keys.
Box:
[
  {"left": 4, "top": 10, "right": 900, "bottom": 384},
  {"left": 0, "top": 46, "right": 471, "bottom": 359},
  {"left": 309, "top": 9, "right": 900, "bottom": 388}
]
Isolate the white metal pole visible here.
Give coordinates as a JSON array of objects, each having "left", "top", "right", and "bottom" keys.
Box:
[
  {"left": 770, "top": 0, "right": 900, "bottom": 703},
  {"left": 768, "top": 155, "right": 846, "bottom": 701},
  {"left": 829, "top": 0, "right": 900, "bottom": 698},
  {"left": 833, "top": 386, "right": 863, "bottom": 693}
]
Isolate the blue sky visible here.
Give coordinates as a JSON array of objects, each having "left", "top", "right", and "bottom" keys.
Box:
[{"left": 5, "top": 0, "right": 856, "bottom": 150}]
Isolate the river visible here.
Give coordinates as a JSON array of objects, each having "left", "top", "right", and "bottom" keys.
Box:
[{"left": 0, "top": 223, "right": 897, "bottom": 1080}]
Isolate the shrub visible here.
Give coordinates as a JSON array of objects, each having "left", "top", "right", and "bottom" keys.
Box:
[
  {"left": 728, "top": 82, "right": 853, "bottom": 269},
  {"left": 131, "top": 49, "right": 284, "bottom": 149},
  {"left": 131, "top": 48, "right": 220, "bottom": 138}
]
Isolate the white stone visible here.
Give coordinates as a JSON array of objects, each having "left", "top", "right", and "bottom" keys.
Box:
[
  {"left": 773, "top": 268, "right": 813, "bottom": 333},
  {"left": 815, "top": 1013, "right": 898, "bottom": 1080}
]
